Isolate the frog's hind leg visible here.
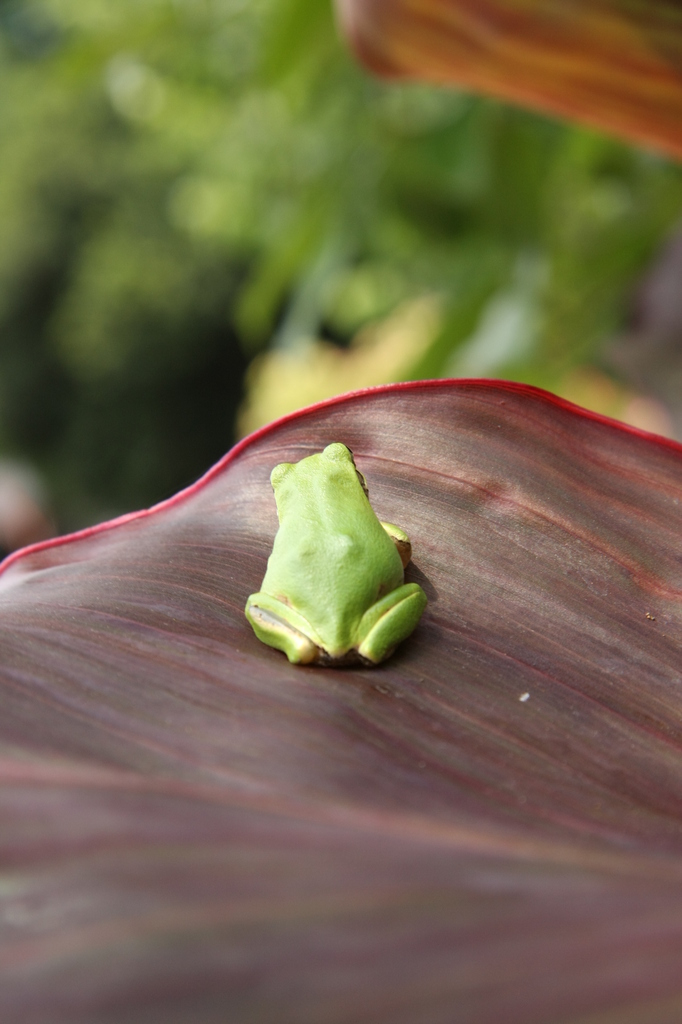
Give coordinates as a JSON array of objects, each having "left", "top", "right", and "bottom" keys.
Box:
[
  {"left": 356, "top": 583, "right": 427, "bottom": 664},
  {"left": 245, "top": 593, "right": 320, "bottom": 664}
]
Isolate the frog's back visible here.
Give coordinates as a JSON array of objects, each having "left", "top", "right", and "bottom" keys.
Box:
[{"left": 261, "top": 445, "right": 404, "bottom": 654}]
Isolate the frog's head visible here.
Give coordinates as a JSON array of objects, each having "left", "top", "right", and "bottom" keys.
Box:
[
  {"left": 270, "top": 443, "right": 369, "bottom": 500},
  {"left": 320, "top": 443, "right": 369, "bottom": 497}
]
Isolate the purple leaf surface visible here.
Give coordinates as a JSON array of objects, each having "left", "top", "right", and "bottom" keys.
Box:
[{"left": 1, "top": 380, "right": 682, "bottom": 1023}]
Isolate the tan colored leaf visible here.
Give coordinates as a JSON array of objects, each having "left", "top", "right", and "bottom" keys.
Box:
[{"left": 335, "top": 0, "right": 682, "bottom": 159}]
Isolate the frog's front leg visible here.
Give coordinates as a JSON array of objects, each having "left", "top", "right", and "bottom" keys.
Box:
[
  {"left": 245, "top": 593, "right": 322, "bottom": 664},
  {"left": 380, "top": 521, "right": 412, "bottom": 569},
  {"left": 356, "top": 583, "right": 427, "bottom": 664}
]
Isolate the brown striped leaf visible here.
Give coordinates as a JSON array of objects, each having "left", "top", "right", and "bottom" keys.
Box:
[
  {"left": 335, "top": 0, "right": 682, "bottom": 160},
  {"left": 1, "top": 380, "right": 682, "bottom": 1022}
]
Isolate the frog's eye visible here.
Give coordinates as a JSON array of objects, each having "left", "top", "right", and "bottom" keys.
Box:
[
  {"left": 323, "top": 442, "right": 351, "bottom": 462},
  {"left": 270, "top": 463, "right": 294, "bottom": 488}
]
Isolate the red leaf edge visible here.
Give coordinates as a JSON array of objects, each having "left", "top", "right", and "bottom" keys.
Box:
[{"left": 2, "top": 377, "right": 680, "bottom": 577}]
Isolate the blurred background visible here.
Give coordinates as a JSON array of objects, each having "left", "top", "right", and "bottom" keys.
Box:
[{"left": 0, "top": 0, "right": 681, "bottom": 545}]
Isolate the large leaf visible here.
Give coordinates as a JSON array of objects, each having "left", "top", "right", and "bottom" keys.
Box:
[
  {"left": 335, "top": 0, "right": 682, "bottom": 160},
  {"left": 1, "top": 380, "right": 682, "bottom": 1022}
]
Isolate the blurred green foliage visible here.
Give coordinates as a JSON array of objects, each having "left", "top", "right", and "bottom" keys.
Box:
[{"left": 1, "top": 0, "right": 681, "bottom": 526}]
